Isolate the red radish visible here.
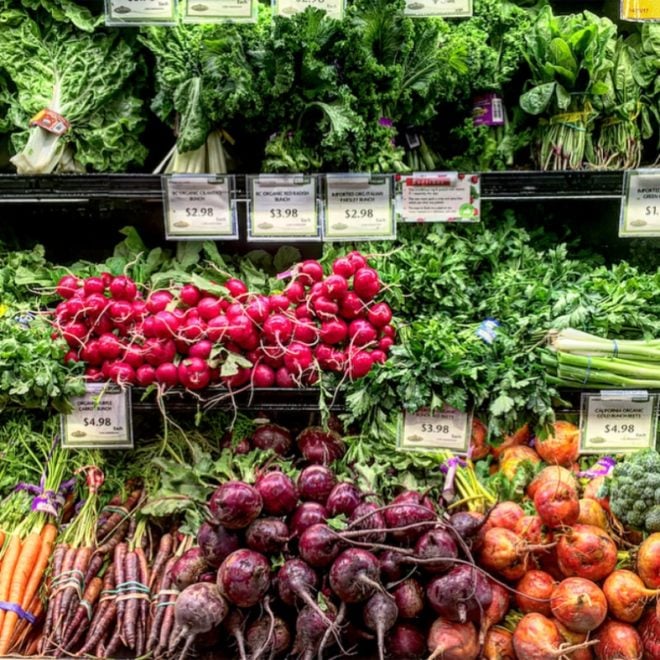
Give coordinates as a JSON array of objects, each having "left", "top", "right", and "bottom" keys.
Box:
[
  {"left": 329, "top": 548, "right": 381, "bottom": 603},
  {"left": 283, "top": 342, "right": 313, "bottom": 375},
  {"left": 535, "top": 421, "right": 580, "bottom": 468},
  {"left": 269, "top": 293, "right": 291, "bottom": 312},
  {"left": 61, "top": 322, "right": 87, "bottom": 348},
  {"left": 251, "top": 424, "right": 292, "bottom": 456},
  {"left": 594, "top": 620, "right": 643, "bottom": 659},
  {"left": 107, "top": 361, "right": 135, "bottom": 384},
  {"left": 309, "top": 282, "right": 325, "bottom": 299},
  {"left": 363, "top": 592, "right": 399, "bottom": 660},
  {"left": 85, "top": 368, "right": 103, "bottom": 382},
  {"left": 245, "top": 518, "right": 289, "bottom": 555},
  {"left": 332, "top": 257, "right": 355, "bottom": 278},
  {"left": 323, "top": 274, "right": 349, "bottom": 300},
  {"left": 178, "top": 357, "right": 211, "bottom": 390},
  {"left": 251, "top": 363, "right": 275, "bottom": 388},
  {"left": 381, "top": 324, "right": 396, "bottom": 339},
  {"left": 246, "top": 615, "right": 291, "bottom": 659},
  {"left": 413, "top": 528, "right": 458, "bottom": 573},
  {"left": 135, "top": 364, "right": 156, "bottom": 386},
  {"left": 109, "top": 275, "right": 137, "bottom": 301},
  {"left": 527, "top": 464, "right": 579, "bottom": 500},
  {"left": 197, "top": 297, "right": 223, "bottom": 321},
  {"left": 180, "top": 317, "right": 206, "bottom": 341},
  {"left": 347, "top": 251, "right": 367, "bottom": 270},
  {"left": 347, "top": 350, "right": 373, "bottom": 378},
  {"left": 244, "top": 295, "right": 270, "bottom": 324},
  {"left": 83, "top": 276, "right": 105, "bottom": 296},
  {"left": 426, "top": 618, "right": 479, "bottom": 660},
  {"left": 353, "top": 267, "right": 380, "bottom": 300},
  {"left": 483, "top": 627, "right": 515, "bottom": 660},
  {"left": 637, "top": 533, "right": 660, "bottom": 589},
  {"left": 319, "top": 319, "right": 348, "bottom": 345},
  {"left": 98, "top": 333, "right": 122, "bottom": 360},
  {"left": 289, "top": 502, "right": 327, "bottom": 537},
  {"left": 223, "top": 366, "right": 252, "bottom": 388},
  {"left": 255, "top": 471, "right": 298, "bottom": 515},
  {"left": 217, "top": 549, "right": 270, "bottom": 608},
  {"left": 312, "top": 296, "right": 339, "bottom": 321},
  {"left": 292, "top": 319, "right": 318, "bottom": 344},
  {"left": 534, "top": 480, "right": 580, "bottom": 528},
  {"left": 387, "top": 623, "right": 426, "bottom": 659},
  {"left": 577, "top": 498, "right": 608, "bottom": 530},
  {"left": 427, "top": 565, "right": 493, "bottom": 624},
  {"left": 263, "top": 314, "right": 293, "bottom": 343},
  {"left": 275, "top": 366, "right": 296, "bottom": 388},
  {"left": 551, "top": 577, "right": 607, "bottom": 633},
  {"left": 228, "top": 315, "right": 255, "bottom": 347},
  {"left": 284, "top": 281, "right": 305, "bottom": 304},
  {"left": 143, "top": 338, "right": 176, "bottom": 366},
  {"left": 298, "top": 524, "right": 342, "bottom": 568},
  {"left": 602, "top": 570, "right": 659, "bottom": 623},
  {"left": 384, "top": 490, "right": 436, "bottom": 543},
  {"left": 146, "top": 290, "right": 173, "bottom": 314},
  {"left": 638, "top": 608, "right": 660, "bottom": 658},
  {"left": 122, "top": 345, "right": 143, "bottom": 369},
  {"left": 348, "top": 319, "right": 378, "bottom": 346},
  {"left": 297, "top": 465, "right": 336, "bottom": 505},
  {"left": 556, "top": 524, "right": 617, "bottom": 581},
  {"left": 64, "top": 350, "right": 78, "bottom": 363},
  {"left": 297, "top": 260, "right": 324, "bottom": 285},
  {"left": 515, "top": 570, "right": 556, "bottom": 616},
  {"left": 371, "top": 349, "right": 387, "bottom": 364},
  {"left": 179, "top": 284, "right": 201, "bottom": 307},
  {"left": 56, "top": 275, "right": 79, "bottom": 299},
  {"left": 207, "top": 315, "right": 230, "bottom": 341},
  {"left": 169, "top": 582, "right": 228, "bottom": 658},
  {"left": 350, "top": 502, "right": 386, "bottom": 544},
  {"left": 339, "top": 292, "right": 365, "bottom": 320},
  {"left": 197, "top": 522, "right": 241, "bottom": 568},
  {"left": 392, "top": 578, "right": 425, "bottom": 619},
  {"left": 209, "top": 481, "right": 263, "bottom": 529},
  {"left": 170, "top": 547, "right": 210, "bottom": 591},
  {"left": 224, "top": 278, "right": 248, "bottom": 300},
  {"left": 188, "top": 340, "right": 213, "bottom": 359},
  {"left": 326, "top": 483, "right": 362, "bottom": 517},
  {"left": 479, "top": 527, "right": 528, "bottom": 581},
  {"left": 483, "top": 501, "right": 525, "bottom": 533},
  {"left": 368, "top": 302, "right": 392, "bottom": 328},
  {"left": 109, "top": 300, "right": 133, "bottom": 324},
  {"left": 297, "top": 427, "right": 345, "bottom": 464},
  {"left": 81, "top": 339, "right": 102, "bottom": 366}
]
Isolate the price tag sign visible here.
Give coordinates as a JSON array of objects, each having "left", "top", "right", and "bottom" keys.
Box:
[
  {"left": 396, "top": 172, "right": 480, "bottom": 223},
  {"left": 324, "top": 174, "right": 395, "bottom": 241},
  {"left": 580, "top": 392, "right": 659, "bottom": 453},
  {"left": 398, "top": 406, "right": 472, "bottom": 452},
  {"left": 61, "top": 384, "right": 133, "bottom": 449},
  {"left": 620, "top": 169, "right": 660, "bottom": 236},
  {"left": 105, "top": 0, "right": 177, "bottom": 25},
  {"left": 404, "top": 0, "right": 472, "bottom": 17},
  {"left": 248, "top": 175, "right": 320, "bottom": 241},
  {"left": 183, "top": 0, "right": 257, "bottom": 22},
  {"left": 163, "top": 175, "right": 237, "bottom": 240},
  {"left": 621, "top": 0, "right": 660, "bottom": 21},
  {"left": 274, "top": 0, "right": 344, "bottom": 20}
]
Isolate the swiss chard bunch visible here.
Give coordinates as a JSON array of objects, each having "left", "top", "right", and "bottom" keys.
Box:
[{"left": 519, "top": 6, "right": 617, "bottom": 169}]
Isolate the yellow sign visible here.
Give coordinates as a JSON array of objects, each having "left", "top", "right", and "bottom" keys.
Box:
[{"left": 621, "top": 0, "right": 660, "bottom": 21}]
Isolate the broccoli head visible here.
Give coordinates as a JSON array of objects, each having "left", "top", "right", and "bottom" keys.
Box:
[{"left": 599, "top": 449, "right": 660, "bottom": 533}]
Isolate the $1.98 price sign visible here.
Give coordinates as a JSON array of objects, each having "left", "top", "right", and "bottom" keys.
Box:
[
  {"left": 398, "top": 406, "right": 472, "bottom": 452},
  {"left": 580, "top": 392, "right": 659, "bottom": 453},
  {"left": 61, "top": 383, "right": 133, "bottom": 449}
]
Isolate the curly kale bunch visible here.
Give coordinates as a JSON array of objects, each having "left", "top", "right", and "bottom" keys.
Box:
[{"left": 599, "top": 450, "right": 660, "bottom": 533}]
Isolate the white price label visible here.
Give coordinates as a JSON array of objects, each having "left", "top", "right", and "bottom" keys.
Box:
[
  {"left": 249, "top": 175, "right": 319, "bottom": 241},
  {"left": 183, "top": 0, "right": 256, "bottom": 21},
  {"left": 163, "top": 175, "right": 236, "bottom": 240},
  {"left": 61, "top": 384, "right": 133, "bottom": 449},
  {"left": 275, "top": 0, "right": 344, "bottom": 20},
  {"left": 324, "top": 175, "right": 395, "bottom": 240},
  {"left": 404, "top": 0, "right": 472, "bottom": 17},
  {"left": 105, "top": 0, "right": 177, "bottom": 24},
  {"left": 620, "top": 170, "right": 660, "bottom": 236},
  {"left": 397, "top": 172, "right": 480, "bottom": 223},
  {"left": 580, "top": 392, "right": 659, "bottom": 453},
  {"left": 399, "top": 406, "right": 472, "bottom": 452}
]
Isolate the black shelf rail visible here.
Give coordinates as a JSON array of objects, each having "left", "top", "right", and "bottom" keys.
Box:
[{"left": 0, "top": 170, "right": 626, "bottom": 203}]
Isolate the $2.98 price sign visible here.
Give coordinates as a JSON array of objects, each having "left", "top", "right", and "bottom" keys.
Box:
[
  {"left": 399, "top": 406, "right": 471, "bottom": 452},
  {"left": 61, "top": 383, "right": 133, "bottom": 449}
]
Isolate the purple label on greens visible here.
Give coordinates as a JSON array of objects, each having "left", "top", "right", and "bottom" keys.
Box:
[{"left": 473, "top": 93, "right": 505, "bottom": 127}]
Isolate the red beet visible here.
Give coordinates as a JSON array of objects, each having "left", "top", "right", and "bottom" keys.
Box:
[
  {"left": 297, "top": 465, "right": 336, "bottom": 505},
  {"left": 384, "top": 491, "right": 436, "bottom": 544},
  {"left": 296, "top": 427, "right": 345, "bottom": 465},
  {"left": 245, "top": 518, "right": 289, "bottom": 555},
  {"left": 413, "top": 528, "right": 458, "bottom": 574},
  {"left": 217, "top": 549, "right": 271, "bottom": 608},
  {"left": 197, "top": 522, "right": 241, "bottom": 568},
  {"left": 393, "top": 578, "right": 425, "bottom": 619},
  {"left": 170, "top": 547, "right": 210, "bottom": 591},
  {"left": 209, "top": 481, "right": 263, "bottom": 530},
  {"left": 329, "top": 549, "right": 381, "bottom": 604},
  {"left": 246, "top": 614, "right": 291, "bottom": 658},
  {"left": 426, "top": 565, "right": 493, "bottom": 624},
  {"left": 326, "top": 482, "right": 362, "bottom": 517},
  {"left": 364, "top": 592, "right": 399, "bottom": 660},
  {"left": 386, "top": 623, "right": 426, "bottom": 659},
  {"left": 349, "top": 502, "right": 386, "bottom": 544},
  {"left": 289, "top": 502, "right": 328, "bottom": 537},
  {"left": 298, "top": 524, "right": 343, "bottom": 568},
  {"left": 251, "top": 424, "right": 292, "bottom": 456},
  {"left": 255, "top": 471, "right": 298, "bottom": 516}
]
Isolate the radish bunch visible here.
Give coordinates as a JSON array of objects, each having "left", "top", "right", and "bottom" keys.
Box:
[{"left": 51, "top": 251, "right": 394, "bottom": 390}]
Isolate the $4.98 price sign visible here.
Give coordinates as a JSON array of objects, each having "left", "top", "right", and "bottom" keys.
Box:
[
  {"left": 580, "top": 392, "right": 659, "bottom": 453},
  {"left": 61, "top": 383, "right": 133, "bottom": 449},
  {"left": 399, "top": 406, "right": 472, "bottom": 452}
]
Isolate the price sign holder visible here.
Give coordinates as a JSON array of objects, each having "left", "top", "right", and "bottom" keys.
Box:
[
  {"left": 183, "top": 0, "right": 257, "bottom": 22},
  {"left": 104, "top": 0, "right": 177, "bottom": 26},
  {"left": 404, "top": 0, "right": 473, "bottom": 18},
  {"left": 162, "top": 174, "right": 238, "bottom": 240},
  {"left": 323, "top": 174, "right": 395, "bottom": 241},
  {"left": 247, "top": 174, "right": 321, "bottom": 242},
  {"left": 61, "top": 383, "right": 133, "bottom": 450},
  {"left": 273, "top": 0, "right": 344, "bottom": 20},
  {"left": 621, "top": 0, "right": 660, "bottom": 21},
  {"left": 398, "top": 406, "right": 472, "bottom": 453},
  {"left": 579, "top": 390, "right": 659, "bottom": 454},
  {"left": 395, "top": 172, "right": 481, "bottom": 223},
  {"left": 620, "top": 169, "right": 660, "bottom": 237}
]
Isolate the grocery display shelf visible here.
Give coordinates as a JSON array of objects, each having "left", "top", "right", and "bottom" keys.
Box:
[{"left": 0, "top": 170, "right": 626, "bottom": 203}]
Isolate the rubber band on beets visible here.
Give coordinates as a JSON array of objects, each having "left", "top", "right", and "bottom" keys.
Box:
[{"left": 0, "top": 601, "right": 36, "bottom": 625}]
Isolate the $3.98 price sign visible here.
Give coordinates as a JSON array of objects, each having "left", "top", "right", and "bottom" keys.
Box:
[
  {"left": 399, "top": 406, "right": 472, "bottom": 452},
  {"left": 270, "top": 208, "right": 299, "bottom": 218},
  {"left": 61, "top": 383, "right": 133, "bottom": 449}
]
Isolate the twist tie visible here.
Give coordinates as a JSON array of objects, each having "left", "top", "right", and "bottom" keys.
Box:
[
  {"left": 156, "top": 601, "right": 177, "bottom": 608},
  {"left": 582, "top": 357, "right": 592, "bottom": 384},
  {"left": 612, "top": 340, "right": 619, "bottom": 358},
  {"left": 0, "top": 601, "right": 36, "bottom": 625},
  {"left": 79, "top": 598, "right": 93, "bottom": 621}
]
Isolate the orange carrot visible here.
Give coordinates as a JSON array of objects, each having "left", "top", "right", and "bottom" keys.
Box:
[
  {"left": 0, "top": 532, "right": 40, "bottom": 654},
  {"left": 20, "top": 524, "right": 57, "bottom": 612},
  {"left": 0, "top": 535, "right": 22, "bottom": 633},
  {"left": 9, "top": 595, "right": 42, "bottom": 654}
]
